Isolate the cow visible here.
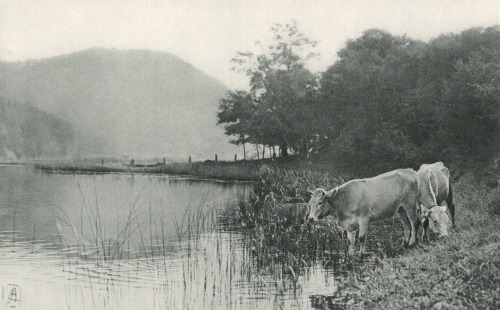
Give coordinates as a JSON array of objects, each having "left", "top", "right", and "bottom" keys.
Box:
[
  {"left": 307, "top": 169, "right": 420, "bottom": 256},
  {"left": 419, "top": 205, "right": 450, "bottom": 238},
  {"left": 416, "top": 162, "right": 455, "bottom": 240}
]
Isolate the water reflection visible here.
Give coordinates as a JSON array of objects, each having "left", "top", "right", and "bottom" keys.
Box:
[{"left": 0, "top": 165, "right": 398, "bottom": 309}]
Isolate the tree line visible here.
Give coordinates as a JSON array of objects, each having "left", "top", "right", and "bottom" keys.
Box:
[{"left": 217, "top": 23, "right": 500, "bottom": 170}]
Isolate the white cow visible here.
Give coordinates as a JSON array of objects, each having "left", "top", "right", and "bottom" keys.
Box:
[{"left": 416, "top": 162, "right": 455, "bottom": 239}]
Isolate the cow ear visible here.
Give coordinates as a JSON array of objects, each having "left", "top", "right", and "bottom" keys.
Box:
[
  {"left": 307, "top": 189, "right": 314, "bottom": 195},
  {"left": 324, "top": 187, "right": 338, "bottom": 198}
]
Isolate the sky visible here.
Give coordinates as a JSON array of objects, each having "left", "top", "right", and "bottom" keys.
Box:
[{"left": 1, "top": 0, "right": 499, "bottom": 90}]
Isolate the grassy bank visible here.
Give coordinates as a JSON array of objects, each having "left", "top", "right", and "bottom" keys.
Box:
[
  {"left": 238, "top": 164, "right": 500, "bottom": 309},
  {"left": 343, "top": 172, "right": 500, "bottom": 309},
  {"left": 31, "top": 156, "right": 500, "bottom": 308}
]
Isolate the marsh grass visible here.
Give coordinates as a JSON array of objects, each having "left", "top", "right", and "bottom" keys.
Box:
[
  {"left": 238, "top": 165, "right": 349, "bottom": 259},
  {"left": 237, "top": 165, "right": 500, "bottom": 309},
  {"left": 47, "top": 163, "right": 499, "bottom": 309}
]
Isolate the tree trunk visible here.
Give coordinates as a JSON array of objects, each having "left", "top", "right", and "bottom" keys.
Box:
[
  {"left": 256, "top": 144, "right": 260, "bottom": 159},
  {"left": 280, "top": 144, "right": 288, "bottom": 157},
  {"left": 243, "top": 143, "right": 246, "bottom": 160},
  {"left": 306, "top": 140, "right": 309, "bottom": 159},
  {"left": 262, "top": 145, "right": 265, "bottom": 159}
]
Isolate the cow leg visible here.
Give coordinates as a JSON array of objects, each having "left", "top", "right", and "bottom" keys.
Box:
[
  {"left": 446, "top": 185, "right": 456, "bottom": 229},
  {"left": 422, "top": 218, "right": 429, "bottom": 242},
  {"left": 358, "top": 218, "right": 370, "bottom": 255},
  {"left": 346, "top": 231, "right": 356, "bottom": 257},
  {"left": 448, "top": 202, "right": 456, "bottom": 229},
  {"left": 408, "top": 211, "right": 420, "bottom": 247},
  {"left": 397, "top": 207, "right": 411, "bottom": 247}
]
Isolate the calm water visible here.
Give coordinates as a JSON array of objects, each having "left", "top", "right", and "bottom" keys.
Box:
[{"left": 0, "top": 165, "right": 352, "bottom": 309}]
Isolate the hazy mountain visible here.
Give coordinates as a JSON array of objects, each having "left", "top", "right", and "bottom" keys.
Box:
[
  {"left": 0, "top": 98, "right": 74, "bottom": 160},
  {"left": 0, "top": 48, "right": 238, "bottom": 159}
]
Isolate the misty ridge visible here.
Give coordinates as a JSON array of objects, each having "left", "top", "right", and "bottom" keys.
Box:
[
  {"left": 0, "top": 98, "right": 73, "bottom": 159},
  {"left": 0, "top": 48, "right": 238, "bottom": 160}
]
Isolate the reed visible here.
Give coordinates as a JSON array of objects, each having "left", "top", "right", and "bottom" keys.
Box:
[
  {"left": 237, "top": 165, "right": 500, "bottom": 308},
  {"left": 49, "top": 162, "right": 499, "bottom": 309}
]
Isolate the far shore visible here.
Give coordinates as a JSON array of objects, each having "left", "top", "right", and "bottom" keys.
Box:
[
  {"left": 31, "top": 159, "right": 262, "bottom": 182},
  {"left": 14, "top": 155, "right": 352, "bottom": 182}
]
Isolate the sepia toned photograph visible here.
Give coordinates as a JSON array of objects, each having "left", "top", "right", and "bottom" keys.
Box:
[{"left": 0, "top": 0, "right": 499, "bottom": 309}]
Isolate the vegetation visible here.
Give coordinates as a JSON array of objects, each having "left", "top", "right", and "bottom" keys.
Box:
[
  {"left": 35, "top": 160, "right": 259, "bottom": 181},
  {"left": 237, "top": 162, "right": 500, "bottom": 309},
  {"left": 10, "top": 22, "right": 500, "bottom": 309},
  {"left": 0, "top": 98, "right": 74, "bottom": 159},
  {"left": 218, "top": 24, "right": 500, "bottom": 172},
  {"left": 37, "top": 153, "right": 498, "bottom": 309},
  {"left": 218, "top": 21, "right": 320, "bottom": 158},
  {"left": 342, "top": 172, "right": 500, "bottom": 309}
]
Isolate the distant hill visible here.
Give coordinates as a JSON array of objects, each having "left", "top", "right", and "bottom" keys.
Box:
[
  {"left": 0, "top": 48, "right": 238, "bottom": 159},
  {"left": 0, "top": 98, "right": 74, "bottom": 160}
]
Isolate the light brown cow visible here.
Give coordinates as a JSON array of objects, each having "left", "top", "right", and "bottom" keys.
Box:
[
  {"left": 307, "top": 169, "right": 420, "bottom": 256},
  {"left": 416, "top": 162, "right": 455, "bottom": 239}
]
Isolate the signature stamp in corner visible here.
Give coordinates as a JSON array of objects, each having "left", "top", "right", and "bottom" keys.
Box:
[{"left": 2, "top": 284, "right": 21, "bottom": 309}]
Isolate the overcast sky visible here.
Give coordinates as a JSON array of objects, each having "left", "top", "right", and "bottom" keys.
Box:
[{"left": 1, "top": 0, "right": 499, "bottom": 89}]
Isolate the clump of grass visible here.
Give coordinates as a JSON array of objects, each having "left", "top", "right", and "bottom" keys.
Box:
[
  {"left": 53, "top": 180, "right": 146, "bottom": 264},
  {"left": 234, "top": 166, "right": 352, "bottom": 278}
]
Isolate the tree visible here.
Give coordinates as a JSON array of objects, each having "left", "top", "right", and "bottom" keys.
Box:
[
  {"left": 217, "top": 90, "right": 256, "bottom": 159},
  {"left": 220, "top": 21, "right": 319, "bottom": 157},
  {"left": 319, "top": 26, "right": 500, "bottom": 169}
]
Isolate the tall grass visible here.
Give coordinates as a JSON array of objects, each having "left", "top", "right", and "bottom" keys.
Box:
[
  {"left": 48, "top": 163, "right": 499, "bottom": 309},
  {"left": 235, "top": 165, "right": 500, "bottom": 308}
]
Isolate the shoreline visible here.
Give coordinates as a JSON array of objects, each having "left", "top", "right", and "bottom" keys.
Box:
[
  {"left": 4, "top": 157, "right": 500, "bottom": 308},
  {"left": 32, "top": 160, "right": 261, "bottom": 182}
]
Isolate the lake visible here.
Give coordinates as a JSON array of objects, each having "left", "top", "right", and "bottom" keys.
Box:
[{"left": 0, "top": 164, "right": 406, "bottom": 309}]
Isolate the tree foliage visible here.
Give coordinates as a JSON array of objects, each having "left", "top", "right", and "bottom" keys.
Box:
[
  {"left": 219, "top": 24, "right": 500, "bottom": 169},
  {"left": 320, "top": 26, "right": 500, "bottom": 170},
  {"left": 218, "top": 21, "right": 319, "bottom": 156}
]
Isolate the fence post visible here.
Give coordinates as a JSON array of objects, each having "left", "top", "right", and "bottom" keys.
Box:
[
  {"left": 215, "top": 154, "right": 218, "bottom": 162},
  {"left": 189, "top": 156, "right": 192, "bottom": 164},
  {"left": 163, "top": 158, "right": 166, "bottom": 166},
  {"left": 234, "top": 154, "right": 237, "bottom": 162}
]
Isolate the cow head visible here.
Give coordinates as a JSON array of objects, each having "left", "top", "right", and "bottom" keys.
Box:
[
  {"left": 307, "top": 188, "right": 337, "bottom": 223},
  {"left": 420, "top": 205, "right": 450, "bottom": 237}
]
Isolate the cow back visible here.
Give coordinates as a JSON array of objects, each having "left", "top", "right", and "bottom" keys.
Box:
[
  {"left": 417, "top": 162, "right": 451, "bottom": 207},
  {"left": 336, "top": 169, "right": 418, "bottom": 221}
]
